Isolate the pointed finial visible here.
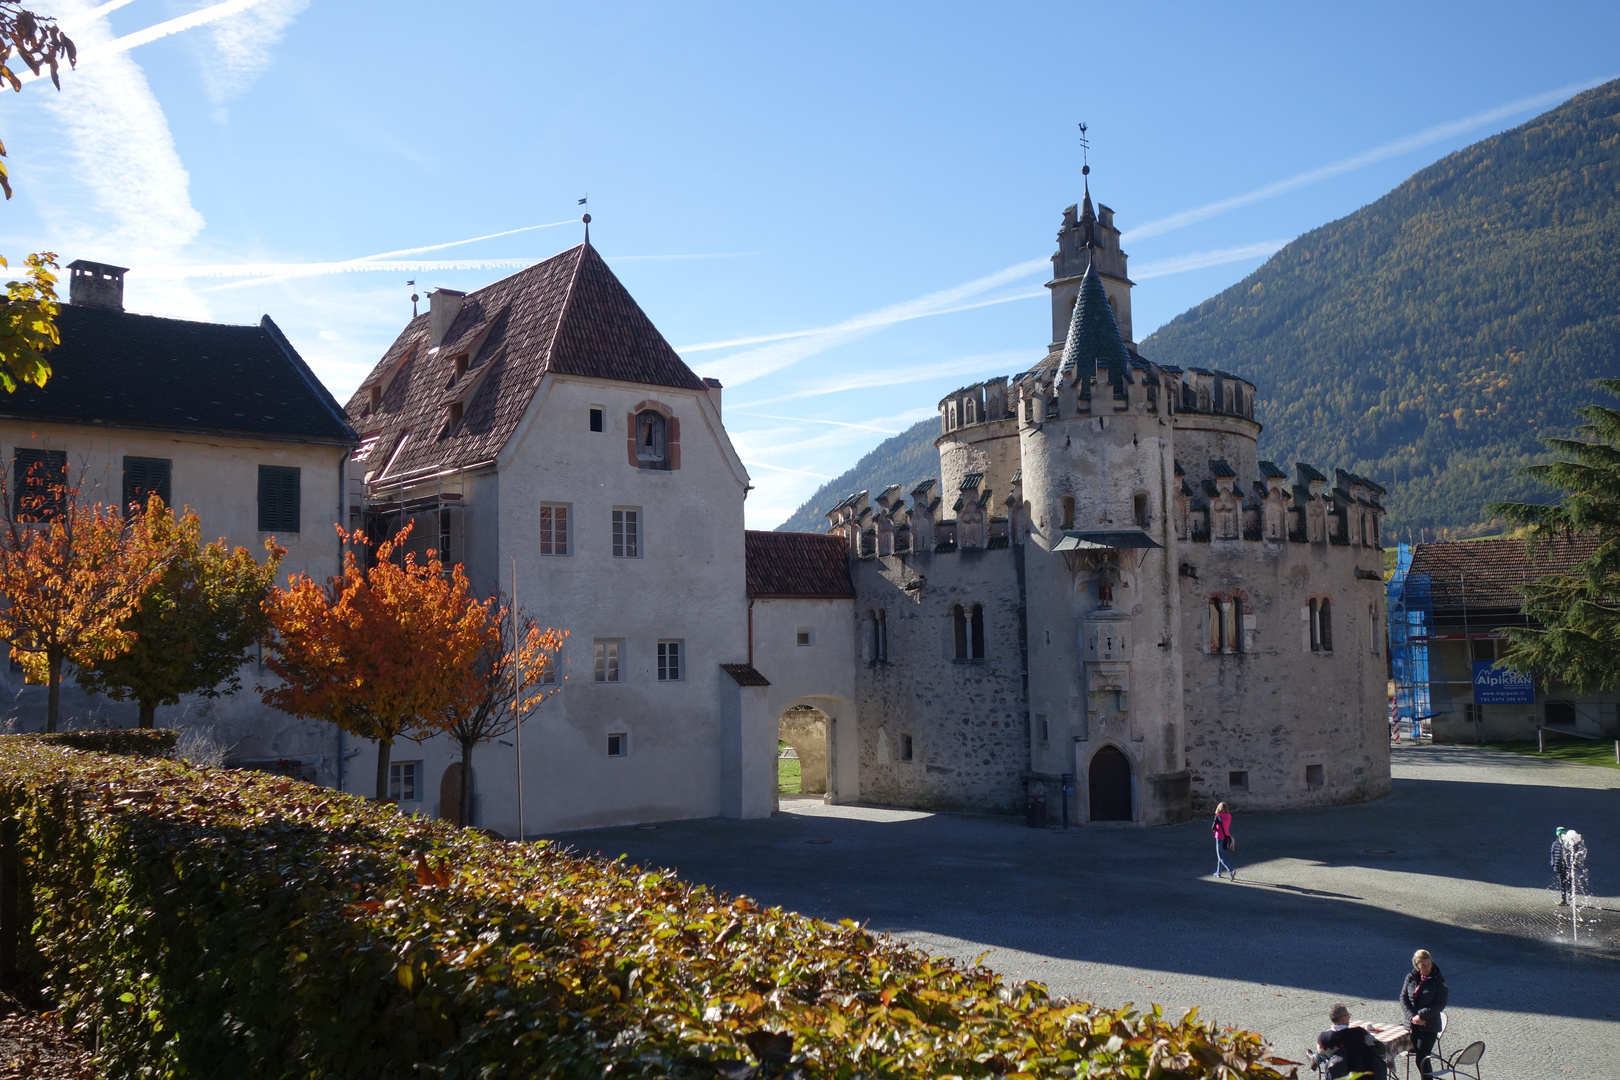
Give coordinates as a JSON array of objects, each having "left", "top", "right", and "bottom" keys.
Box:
[
  {"left": 1078, "top": 121, "right": 1091, "bottom": 180},
  {"left": 582, "top": 212, "right": 591, "bottom": 244}
]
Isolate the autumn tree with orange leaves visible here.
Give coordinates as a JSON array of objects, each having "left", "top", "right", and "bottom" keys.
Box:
[
  {"left": 263, "top": 524, "right": 497, "bottom": 801},
  {"left": 419, "top": 602, "right": 566, "bottom": 827},
  {"left": 0, "top": 469, "right": 173, "bottom": 731}
]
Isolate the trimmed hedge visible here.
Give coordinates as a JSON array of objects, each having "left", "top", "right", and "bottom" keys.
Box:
[
  {"left": 0, "top": 737, "right": 1295, "bottom": 1079},
  {"left": 33, "top": 728, "right": 179, "bottom": 757}
]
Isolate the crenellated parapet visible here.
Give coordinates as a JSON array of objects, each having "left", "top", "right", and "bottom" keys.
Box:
[{"left": 1170, "top": 457, "right": 1386, "bottom": 550}]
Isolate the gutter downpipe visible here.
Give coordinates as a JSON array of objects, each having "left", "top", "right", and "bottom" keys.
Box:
[{"left": 747, "top": 600, "right": 754, "bottom": 666}]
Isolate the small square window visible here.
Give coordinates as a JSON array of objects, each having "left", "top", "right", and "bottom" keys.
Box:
[
  {"left": 607, "top": 732, "right": 627, "bottom": 757},
  {"left": 1228, "top": 770, "right": 1249, "bottom": 791},
  {"left": 389, "top": 760, "right": 420, "bottom": 802},
  {"left": 612, "top": 508, "right": 639, "bottom": 558},
  {"left": 589, "top": 406, "right": 605, "bottom": 433},
  {"left": 594, "top": 640, "right": 621, "bottom": 683},
  {"left": 657, "top": 640, "right": 682, "bottom": 682},
  {"left": 539, "top": 503, "right": 570, "bottom": 556},
  {"left": 900, "top": 734, "right": 914, "bottom": 762},
  {"left": 796, "top": 627, "right": 814, "bottom": 647},
  {"left": 1305, "top": 763, "right": 1324, "bottom": 788}
]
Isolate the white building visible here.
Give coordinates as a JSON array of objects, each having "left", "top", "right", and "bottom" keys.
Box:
[
  {"left": 0, "top": 260, "right": 357, "bottom": 779},
  {"left": 344, "top": 241, "right": 773, "bottom": 834}
]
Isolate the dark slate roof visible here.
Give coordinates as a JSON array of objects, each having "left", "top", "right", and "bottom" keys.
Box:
[
  {"left": 0, "top": 304, "right": 355, "bottom": 442},
  {"left": 720, "top": 663, "right": 771, "bottom": 687},
  {"left": 1209, "top": 459, "right": 1237, "bottom": 479},
  {"left": 1258, "top": 460, "right": 1288, "bottom": 480},
  {"left": 911, "top": 479, "right": 937, "bottom": 497},
  {"left": 745, "top": 531, "right": 855, "bottom": 599},
  {"left": 1407, "top": 536, "right": 1604, "bottom": 610},
  {"left": 1056, "top": 260, "right": 1131, "bottom": 393},
  {"left": 1296, "top": 463, "right": 1328, "bottom": 484},
  {"left": 959, "top": 472, "right": 984, "bottom": 491},
  {"left": 348, "top": 243, "right": 706, "bottom": 481}
]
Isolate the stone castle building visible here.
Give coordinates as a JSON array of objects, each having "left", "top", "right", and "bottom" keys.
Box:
[{"left": 819, "top": 187, "right": 1393, "bottom": 825}]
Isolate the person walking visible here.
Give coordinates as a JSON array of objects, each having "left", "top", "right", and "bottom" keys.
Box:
[
  {"left": 1212, "top": 801, "right": 1235, "bottom": 881},
  {"left": 1400, "top": 949, "right": 1448, "bottom": 1079}
]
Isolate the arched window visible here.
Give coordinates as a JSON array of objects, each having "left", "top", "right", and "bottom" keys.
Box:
[
  {"left": 1208, "top": 601, "right": 1222, "bottom": 653},
  {"left": 952, "top": 604, "right": 968, "bottom": 661},
  {"left": 970, "top": 604, "right": 986, "bottom": 660},
  {"left": 964, "top": 398, "right": 977, "bottom": 424},
  {"left": 635, "top": 410, "right": 667, "bottom": 469},
  {"left": 1360, "top": 512, "right": 1370, "bottom": 546},
  {"left": 871, "top": 609, "right": 888, "bottom": 663},
  {"left": 1320, "top": 598, "right": 1333, "bottom": 653},
  {"left": 948, "top": 402, "right": 958, "bottom": 429},
  {"left": 1309, "top": 598, "right": 1321, "bottom": 652}
]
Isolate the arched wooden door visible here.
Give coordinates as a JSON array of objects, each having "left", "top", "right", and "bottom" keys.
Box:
[{"left": 1088, "top": 745, "right": 1132, "bottom": 822}]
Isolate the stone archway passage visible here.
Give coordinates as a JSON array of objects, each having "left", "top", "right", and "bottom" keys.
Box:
[
  {"left": 1089, "top": 745, "right": 1132, "bottom": 822},
  {"left": 779, "top": 709, "right": 828, "bottom": 795}
]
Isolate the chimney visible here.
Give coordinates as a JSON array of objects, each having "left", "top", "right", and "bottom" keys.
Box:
[
  {"left": 67, "top": 259, "right": 128, "bottom": 311},
  {"left": 703, "top": 376, "right": 723, "bottom": 418},
  {"left": 428, "top": 287, "right": 466, "bottom": 346}
]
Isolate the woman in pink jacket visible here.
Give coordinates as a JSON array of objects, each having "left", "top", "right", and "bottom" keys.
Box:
[{"left": 1212, "top": 802, "right": 1235, "bottom": 880}]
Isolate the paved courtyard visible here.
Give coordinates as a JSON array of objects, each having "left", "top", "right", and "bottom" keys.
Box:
[{"left": 548, "top": 744, "right": 1620, "bottom": 1078}]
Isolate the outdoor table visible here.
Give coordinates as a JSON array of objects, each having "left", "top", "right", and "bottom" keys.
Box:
[{"left": 1362, "top": 1022, "right": 1412, "bottom": 1073}]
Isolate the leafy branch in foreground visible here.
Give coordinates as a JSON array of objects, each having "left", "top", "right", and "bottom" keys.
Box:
[{"left": 1488, "top": 377, "right": 1620, "bottom": 692}]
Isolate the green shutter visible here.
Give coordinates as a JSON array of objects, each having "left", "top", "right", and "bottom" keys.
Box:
[{"left": 257, "top": 465, "right": 301, "bottom": 533}]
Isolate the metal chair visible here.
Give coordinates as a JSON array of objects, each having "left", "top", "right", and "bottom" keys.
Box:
[
  {"left": 1403, "top": 1012, "right": 1446, "bottom": 1080},
  {"left": 1428, "top": 1041, "right": 1485, "bottom": 1080}
]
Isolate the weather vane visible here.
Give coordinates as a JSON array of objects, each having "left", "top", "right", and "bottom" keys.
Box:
[{"left": 1078, "top": 121, "right": 1090, "bottom": 177}]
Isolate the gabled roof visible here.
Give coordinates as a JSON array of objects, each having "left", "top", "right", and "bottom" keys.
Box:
[
  {"left": 348, "top": 243, "right": 706, "bottom": 482},
  {"left": 0, "top": 305, "right": 355, "bottom": 443},
  {"left": 745, "top": 531, "right": 856, "bottom": 599},
  {"left": 1408, "top": 536, "right": 1604, "bottom": 609}
]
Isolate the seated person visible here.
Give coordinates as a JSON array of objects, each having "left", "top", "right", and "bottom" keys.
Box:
[{"left": 1312, "top": 1004, "right": 1388, "bottom": 1080}]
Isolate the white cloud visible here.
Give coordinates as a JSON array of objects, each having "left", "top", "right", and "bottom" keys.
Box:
[
  {"left": 731, "top": 350, "right": 1033, "bottom": 408},
  {"left": 1132, "top": 240, "right": 1291, "bottom": 280},
  {"left": 191, "top": 0, "right": 312, "bottom": 112}
]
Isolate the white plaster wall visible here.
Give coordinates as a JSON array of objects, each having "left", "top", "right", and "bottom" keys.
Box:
[
  {"left": 358, "top": 373, "right": 753, "bottom": 835},
  {"left": 0, "top": 421, "right": 348, "bottom": 777},
  {"left": 750, "top": 596, "right": 858, "bottom": 803}
]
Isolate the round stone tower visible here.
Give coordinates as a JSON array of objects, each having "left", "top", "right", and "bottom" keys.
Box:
[{"left": 1015, "top": 250, "right": 1191, "bottom": 826}]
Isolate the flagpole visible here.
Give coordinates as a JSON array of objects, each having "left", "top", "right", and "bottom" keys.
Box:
[{"left": 512, "top": 556, "right": 524, "bottom": 841}]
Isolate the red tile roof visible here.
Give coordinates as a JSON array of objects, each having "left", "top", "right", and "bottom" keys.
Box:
[
  {"left": 1407, "top": 535, "right": 1603, "bottom": 608},
  {"left": 348, "top": 243, "right": 706, "bottom": 482},
  {"left": 745, "top": 531, "right": 855, "bottom": 599}
]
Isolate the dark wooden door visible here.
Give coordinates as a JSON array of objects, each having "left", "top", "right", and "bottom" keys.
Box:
[
  {"left": 1089, "top": 745, "right": 1132, "bottom": 822},
  {"left": 440, "top": 764, "right": 465, "bottom": 825}
]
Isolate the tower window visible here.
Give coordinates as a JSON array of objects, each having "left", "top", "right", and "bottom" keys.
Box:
[
  {"left": 1229, "top": 770, "right": 1249, "bottom": 791},
  {"left": 900, "top": 734, "right": 914, "bottom": 762},
  {"left": 970, "top": 604, "right": 986, "bottom": 660},
  {"left": 1133, "top": 492, "right": 1149, "bottom": 528},
  {"left": 635, "top": 410, "right": 667, "bottom": 468},
  {"left": 1060, "top": 496, "right": 1075, "bottom": 530},
  {"left": 1319, "top": 598, "right": 1333, "bottom": 653},
  {"left": 1306, "top": 764, "right": 1324, "bottom": 788},
  {"left": 589, "top": 406, "right": 605, "bottom": 432}
]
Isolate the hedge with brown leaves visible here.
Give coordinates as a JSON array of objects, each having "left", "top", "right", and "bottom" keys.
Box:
[{"left": 0, "top": 737, "right": 1297, "bottom": 1079}]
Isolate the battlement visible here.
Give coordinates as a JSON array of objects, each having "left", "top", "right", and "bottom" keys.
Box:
[
  {"left": 826, "top": 471, "right": 1014, "bottom": 558},
  {"left": 1176, "top": 456, "right": 1386, "bottom": 548}
]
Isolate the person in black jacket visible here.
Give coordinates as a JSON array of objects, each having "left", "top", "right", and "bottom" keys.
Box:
[
  {"left": 1312, "top": 1005, "right": 1388, "bottom": 1080},
  {"left": 1400, "top": 949, "right": 1448, "bottom": 1079}
]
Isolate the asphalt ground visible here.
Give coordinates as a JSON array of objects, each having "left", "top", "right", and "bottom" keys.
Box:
[{"left": 546, "top": 743, "right": 1620, "bottom": 1078}]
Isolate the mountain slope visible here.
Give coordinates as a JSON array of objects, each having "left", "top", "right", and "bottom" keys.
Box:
[
  {"left": 1142, "top": 79, "right": 1620, "bottom": 536},
  {"left": 777, "top": 80, "right": 1620, "bottom": 536}
]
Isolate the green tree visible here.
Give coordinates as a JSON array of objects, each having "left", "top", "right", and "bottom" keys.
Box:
[
  {"left": 76, "top": 503, "right": 284, "bottom": 728},
  {"left": 0, "top": 5, "right": 73, "bottom": 390},
  {"left": 1488, "top": 378, "right": 1620, "bottom": 692}
]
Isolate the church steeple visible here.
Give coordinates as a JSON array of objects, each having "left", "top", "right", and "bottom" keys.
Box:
[
  {"left": 1058, "top": 258, "right": 1131, "bottom": 396},
  {"left": 1046, "top": 147, "right": 1134, "bottom": 348}
]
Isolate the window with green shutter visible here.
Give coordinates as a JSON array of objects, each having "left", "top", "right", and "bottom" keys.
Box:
[
  {"left": 122, "top": 456, "right": 171, "bottom": 514},
  {"left": 257, "top": 465, "right": 301, "bottom": 533},
  {"left": 12, "top": 448, "right": 67, "bottom": 521}
]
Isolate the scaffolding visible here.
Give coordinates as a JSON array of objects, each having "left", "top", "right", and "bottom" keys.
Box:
[
  {"left": 356, "top": 468, "right": 470, "bottom": 571},
  {"left": 1387, "top": 543, "right": 1444, "bottom": 736}
]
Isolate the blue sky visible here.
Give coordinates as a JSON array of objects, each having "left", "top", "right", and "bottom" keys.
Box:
[{"left": 4, "top": 1, "right": 1617, "bottom": 527}]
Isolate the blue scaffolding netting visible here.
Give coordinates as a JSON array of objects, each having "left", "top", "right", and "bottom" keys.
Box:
[{"left": 1387, "top": 542, "right": 1450, "bottom": 734}]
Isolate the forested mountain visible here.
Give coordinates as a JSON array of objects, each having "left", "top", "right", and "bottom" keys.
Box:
[{"left": 776, "top": 80, "right": 1620, "bottom": 536}]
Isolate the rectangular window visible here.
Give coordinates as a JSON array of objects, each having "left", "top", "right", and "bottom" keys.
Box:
[
  {"left": 1305, "top": 763, "right": 1324, "bottom": 788},
  {"left": 121, "top": 456, "right": 171, "bottom": 512},
  {"left": 796, "top": 628, "right": 814, "bottom": 646},
  {"left": 1229, "top": 770, "right": 1249, "bottom": 791},
  {"left": 607, "top": 732, "right": 627, "bottom": 757},
  {"left": 593, "top": 639, "right": 621, "bottom": 683},
  {"left": 612, "top": 508, "right": 639, "bottom": 557},
  {"left": 388, "top": 760, "right": 420, "bottom": 802},
  {"left": 539, "top": 503, "right": 570, "bottom": 555},
  {"left": 589, "top": 406, "right": 605, "bottom": 433},
  {"left": 257, "top": 465, "right": 301, "bottom": 533},
  {"left": 657, "top": 640, "right": 682, "bottom": 681},
  {"left": 12, "top": 448, "right": 67, "bottom": 521},
  {"left": 1037, "top": 714, "right": 1049, "bottom": 743},
  {"left": 900, "top": 734, "right": 914, "bottom": 762}
]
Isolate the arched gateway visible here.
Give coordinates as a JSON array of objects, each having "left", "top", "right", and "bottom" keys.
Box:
[{"left": 1088, "top": 745, "right": 1132, "bottom": 821}]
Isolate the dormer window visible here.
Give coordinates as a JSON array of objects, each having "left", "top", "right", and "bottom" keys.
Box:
[
  {"left": 446, "top": 401, "right": 464, "bottom": 432},
  {"left": 636, "top": 410, "right": 667, "bottom": 468},
  {"left": 368, "top": 385, "right": 381, "bottom": 411},
  {"left": 453, "top": 353, "right": 469, "bottom": 380}
]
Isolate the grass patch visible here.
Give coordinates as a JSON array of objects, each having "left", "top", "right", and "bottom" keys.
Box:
[
  {"left": 778, "top": 755, "right": 801, "bottom": 793},
  {"left": 1481, "top": 739, "right": 1620, "bottom": 769}
]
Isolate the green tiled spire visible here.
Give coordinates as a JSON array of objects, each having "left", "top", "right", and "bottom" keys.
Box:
[{"left": 1057, "top": 257, "right": 1130, "bottom": 394}]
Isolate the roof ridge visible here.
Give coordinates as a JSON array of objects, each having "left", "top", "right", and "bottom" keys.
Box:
[
  {"left": 539, "top": 243, "right": 590, "bottom": 380},
  {"left": 260, "top": 314, "right": 358, "bottom": 441}
]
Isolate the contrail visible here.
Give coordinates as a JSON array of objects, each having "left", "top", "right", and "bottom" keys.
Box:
[
  {"left": 740, "top": 460, "right": 834, "bottom": 480},
  {"left": 349, "top": 222, "right": 578, "bottom": 264},
  {"left": 63, "top": 0, "right": 142, "bottom": 30},
  {"left": 24, "top": 0, "right": 284, "bottom": 80},
  {"left": 1132, "top": 240, "right": 1291, "bottom": 280},
  {"left": 728, "top": 412, "right": 901, "bottom": 435},
  {"left": 1124, "top": 75, "right": 1614, "bottom": 242},
  {"left": 732, "top": 351, "right": 1032, "bottom": 409}
]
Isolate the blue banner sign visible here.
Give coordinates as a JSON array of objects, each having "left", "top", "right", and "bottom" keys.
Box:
[{"left": 1472, "top": 661, "right": 1535, "bottom": 704}]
